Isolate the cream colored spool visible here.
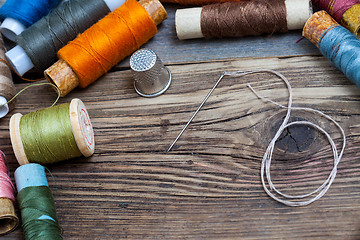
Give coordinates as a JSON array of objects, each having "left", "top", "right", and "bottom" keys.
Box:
[
  {"left": 9, "top": 98, "right": 94, "bottom": 165},
  {"left": 0, "top": 198, "right": 18, "bottom": 235},
  {"left": 175, "top": 0, "right": 313, "bottom": 40}
]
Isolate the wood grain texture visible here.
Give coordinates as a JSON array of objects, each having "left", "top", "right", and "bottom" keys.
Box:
[
  {"left": 1, "top": 3, "right": 360, "bottom": 240},
  {"left": 1, "top": 54, "right": 360, "bottom": 239}
]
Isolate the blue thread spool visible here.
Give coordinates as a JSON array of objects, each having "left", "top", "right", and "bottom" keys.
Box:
[
  {"left": 0, "top": 0, "right": 60, "bottom": 41},
  {"left": 303, "top": 11, "right": 360, "bottom": 87}
]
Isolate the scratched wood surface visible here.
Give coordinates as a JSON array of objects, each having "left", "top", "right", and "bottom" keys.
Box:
[{"left": 1, "top": 1, "right": 360, "bottom": 240}]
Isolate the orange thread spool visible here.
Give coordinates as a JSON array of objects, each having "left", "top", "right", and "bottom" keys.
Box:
[{"left": 58, "top": 0, "right": 156, "bottom": 88}]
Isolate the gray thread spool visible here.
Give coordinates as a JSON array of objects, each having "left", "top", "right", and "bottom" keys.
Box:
[{"left": 130, "top": 49, "right": 172, "bottom": 97}]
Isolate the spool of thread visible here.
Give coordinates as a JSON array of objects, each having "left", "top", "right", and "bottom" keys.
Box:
[
  {"left": 0, "top": 35, "right": 16, "bottom": 118},
  {"left": 312, "top": 0, "right": 360, "bottom": 36},
  {"left": 161, "top": 0, "right": 238, "bottom": 6},
  {"left": 303, "top": 11, "right": 360, "bottom": 87},
  {"left": 9, "top": 98, "right": 95, "bottom": 165},
  {"left": 0, "top": 151, "right": 18, "bottom": 235},
  {"left": 0, "top": 0, "right": 61, "bottom": 41},
  {"left": 15, "top": 163, "right": 62, "bottom": 240},
  {"left": 175, "top": 0, "right": 313, "bottom": 40},
  {"left": 44, "top": 0, "right": 168, "bottom": 97},
  {"left": 5, "top": 0, "right": 126, "bottom": 76}
]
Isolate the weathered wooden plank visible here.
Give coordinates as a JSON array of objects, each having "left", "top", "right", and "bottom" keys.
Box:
[{"left": 1, "top": 55, "right": 359, "bottom": 239}]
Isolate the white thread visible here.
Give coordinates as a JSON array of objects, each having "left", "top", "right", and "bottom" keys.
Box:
[{"left": 224, "top": 69, "right": 346, "bottom": 207}]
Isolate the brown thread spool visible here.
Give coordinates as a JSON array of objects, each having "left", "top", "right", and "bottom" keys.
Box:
[
  {"left": 176, "top": 0, "right": 313, "bottom": 40},
  {"left": 0, "top": 35, "right": 16, "bottom": 117},
  {"left": 44, "top": 0, "right": 167, "bottom": 97}
]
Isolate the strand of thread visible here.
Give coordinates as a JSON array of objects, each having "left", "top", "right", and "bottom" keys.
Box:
[
  {"left": 200, "top": 0, "right": 288, "bottom": 39},
  {"left": 312, "top": 0, "right": 358, "bottom": 22},
  {"left": 18, "top": 186, "right": 62, "bottom": 240},
  {"left": 0, "top": 151, "right": 15, "bottom": 202},
  {"left": 16, "top": 0, "right": 111, "bottom": 71},
  {"left": 20, "top": 103, "right": 82, "bottom": 164},
  {"left": 0, "top": 36, "right": 16, "bottom": 112},
  {"left": 180, "top": 69, "right": 344, "bottom": 206},
  {"left": 57, "top": 0, "right": 157, "bottom": 88},
  {"left": 0, "top": 0, "right": 60, "bottom": 27}
]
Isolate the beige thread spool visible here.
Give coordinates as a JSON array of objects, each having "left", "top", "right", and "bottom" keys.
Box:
[{"left": 9, "top": 98, "right": 95, "bottom": 165}]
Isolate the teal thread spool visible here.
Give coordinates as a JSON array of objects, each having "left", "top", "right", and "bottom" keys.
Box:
[
  {"left": 15, "top": 163, "right": 62, "bottom": 240},
  {"left": 9, "top": 98, "right": 95, "bottom": 165}
]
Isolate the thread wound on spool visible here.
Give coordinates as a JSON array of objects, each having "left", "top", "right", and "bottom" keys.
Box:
[
  {"left": 0, "top": 151, "right": 18, "bottom": 235},
  {"left": 15, "top": 164, "right": 62, "bottom": 240},
  {"left": 16, "top": 0, "right": 111, "bottom": 72},
  {"left": 200, "top": 0, "right": 288, "bottom": 39},
  {"left": 0, "top": 36, "right": 16, "bottom": 113},
  {"left": 341, "top": 4, "right": 360, "bottom": 36},
  {"left": 0, "top": 0, "right": 60, "bottom": 27},
  {"left": 10, "top": 99, "right": 94, "bottom": 165},
  {"left": 57, "top": 0, "right": 158, "bottom": 88},
  {"left": 311, "top": 0, "right": 358, "bottom": 22},
  {"left": 303, "top": 11, "right": 360, "bottom": 86}
]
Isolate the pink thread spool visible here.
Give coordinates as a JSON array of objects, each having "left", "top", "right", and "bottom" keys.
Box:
[{"left": 0, "top": 151, "right": 18, "bottom": 235}]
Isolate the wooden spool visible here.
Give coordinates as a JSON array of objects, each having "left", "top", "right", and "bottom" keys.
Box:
[
  {"left": 44, "top": 0, "right": 168, "bottom": 97},
  {"left": 302, "top": 10, "right": 339, "bottom": 47},
  {"left": 9, "top": 98, "right": 95, "bottom": 165}
]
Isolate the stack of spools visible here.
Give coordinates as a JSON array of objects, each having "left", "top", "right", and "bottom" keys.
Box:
[
  {"left": 303, "top": 7, "right": 360, "bottom": 86},
  {"left": 0, "top": 0, "right": 168, "bottom": 237}
]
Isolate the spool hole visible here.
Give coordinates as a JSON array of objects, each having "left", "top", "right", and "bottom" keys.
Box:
[{"left": 0, "top": 216, "right": 18, "bottom": 235}]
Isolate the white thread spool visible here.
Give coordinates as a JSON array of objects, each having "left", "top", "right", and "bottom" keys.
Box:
[
  {"left": 5, "top": 0, "right": 125, "bottom": 76},
  {"left": 9, "top": 98, "right": 95, "bottom": 165},
  {"left": 175, "top": 0, "right": 313, "bottom": 40}
]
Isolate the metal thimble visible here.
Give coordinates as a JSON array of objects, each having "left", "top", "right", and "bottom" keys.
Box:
[{"left": 130, "top": 49, "right": 172, "bottom": 97}]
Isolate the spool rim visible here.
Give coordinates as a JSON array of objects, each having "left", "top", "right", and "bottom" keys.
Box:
[
  {"left": 69, "top": 98, "right": 95, "bottom": 157},
  {"left": 0, "top": 214, "right": 18, "bottom": 235},
  {"left": 9, "top": 113, "right": 29, "bottom": 165},
  {"left": 0, "top": 198, "right": 19, "bottom": 235}
]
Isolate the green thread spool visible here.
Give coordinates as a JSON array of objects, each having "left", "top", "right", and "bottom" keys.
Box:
[
  {"left": 15, "top": 163, "right": 62, "bottom": 240},
  {"left": 9, "top": 98, "right": 95, "bottom": 165},
  {"left": 18, "top": 186, "right": 62, "bottom": 240}
]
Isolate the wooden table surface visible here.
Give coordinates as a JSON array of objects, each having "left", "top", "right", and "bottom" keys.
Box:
[{"left": 1, "top": 3, "right": 360, "bottom": 240}]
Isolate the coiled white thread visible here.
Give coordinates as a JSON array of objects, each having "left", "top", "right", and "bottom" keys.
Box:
[{"left": 168, "top": 69, "right": 346, "bottom": 206}]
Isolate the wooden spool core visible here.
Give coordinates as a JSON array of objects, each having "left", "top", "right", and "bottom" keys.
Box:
[
  {"left": 0, "top": 198, "right": 18, "bottom": 235},
  {"left": 44, "top": 0, "right": 168, "bottom": 97},
  {"left": 302, "top": 10, "right": 339, "bottom": 47},
  {"left": 9, "top": 98, "right": 95, "bottom": 165}
]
